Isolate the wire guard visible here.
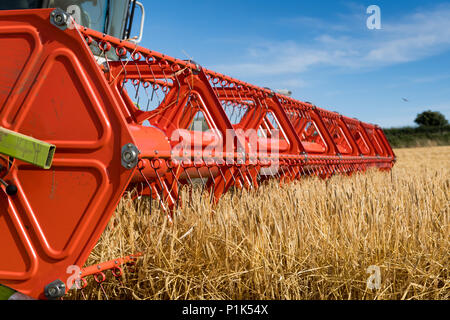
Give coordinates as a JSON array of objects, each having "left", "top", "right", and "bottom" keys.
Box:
[{"left": 76, "top": 25, "right": 394, "bottom": 212}]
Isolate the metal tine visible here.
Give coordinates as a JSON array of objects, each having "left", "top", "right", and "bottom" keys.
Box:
[
  {"left": 227, "top": 166, "right": 239, "bottom": 200},
  {"left": 220, "top": 79, "right": 231, "bottom": 104},
  {"left": 99, "top": 282, "right": 109, "bottom": 300},
  {"left": 138, "top": 166, "right": 153, "bottom": 215},
  {"left": 195, "top": 166, "right": 207, "bottom": 196},
  {"left": 285, "top": 164, "right": 295, "bottom": 181},
  {"left": 168, "top": 165, "right": 182, "bottom": 210},
  {"left": 229, "top": 100, "right": 237, "bottom": 124},
  {"left": 153, "top": 166, "right": 173, "bottom": 213},
  {"left": 161, "top": 175, "right": 176, "bottom": 213},
  {"left": 267, "top": 164, "right": 280, "bottom": 180},
  {"left": 236, "top": 174, "right": 245, "bottom": 196},
  {"left": 286, "top": 164, "right": 295, "bottom": 181},
  {"left": 256, "top": 98, "right": 266, "bottom": 127},
  {"left": 279, "top": 165, "right": 286, "bottom": 181},
  {"left": 237, "top": 166, "right": 249, "bottom": 190},
  {"left": 117, "top": 49, "right": 131, "bottom": 96},
  {"left": 207, "top": 166, "right": 216, "bottom": 203},
  {"left": 229, "top": 82, "right": 248, "bottom": 124},
  {"left": 182, "top": 166, "right": 195, "bottom": 206},
  {"left": 296, "top": 109, "right": 302, "bottom": 124},
  {"left": 208, "top": 75, "right": 217, "bottom": 95},
  {"left": 229, "top": 166, "right": 237, "bottom": 186},
  {"left": 147, "top": 60, "right": 164, "bottom": 107},
  {"left": 81, "top": 289, "right": 87, "bottom": 300},
  {"left": 248, "top": 101, "right": 258, "bottom": 125},
  {"left": 129, "top": 52, "right": 144, "bottom": 107},
  {"left": 327, "top": 165, "right": 334, "bottom": 177},
  {"left": 294, "top": 165, "right": 302, "bottom": 180},
  {"left": 98, "top": 41, "right": 111, "bottom": 74},
  {"left": 255, "top": 165, "right": 262, "bottom": 183},
  {"left": 123, "top": 53, "right": 146, "bottom": 109},
  {"left": 217, "top": 164, "right": 227, "bottom": 186},
  {"left": 244, "top": 165, "right": 255, "bottom": 190},
  {"left": 183, "top": 74, "right": 196, "bottom": 119},
  {"left": 238, "top": 104, "right": 245, "bottom": 124},
  {"left": 181, "top": 96, "right": 195, "bottom": 129},
  {"left": 256, "top": 168, "right": 262, "bottom": 184}
]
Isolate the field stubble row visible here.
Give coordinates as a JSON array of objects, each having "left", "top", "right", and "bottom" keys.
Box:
[{"left": 68, "top": 146, "right": 449, "bottom": 300}]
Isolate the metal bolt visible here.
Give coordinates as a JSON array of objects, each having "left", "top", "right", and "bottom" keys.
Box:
[
  {"left": 44, "top": 279, "right": 66, "bottom": 300},
  {"left": 52, "top": 11, "right": 67, "bottom": 26},
  {"left": 123, "top": 152, "right": 132, "bottom": 161},
  {"left": 121, "top": 144, "right": 140, "bottom": 169}
]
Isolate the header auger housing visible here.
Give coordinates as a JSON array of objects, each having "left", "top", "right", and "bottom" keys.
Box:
[{"left": 0, "top": 7, "right": 395, "bottom": 299}]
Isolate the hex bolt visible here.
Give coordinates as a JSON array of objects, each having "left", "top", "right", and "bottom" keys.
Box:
[
  {"left": 0, "top": 179, "right": 17, "bottom": 196},
  {"left": 121, "top": 144, "right": 140, "bottom": 169},
  {"left": 123, "top": 150, "right": 134, "bottom": 161},
  {"left": 44, "top": 280, "right": 66, "bottom": 300},
  {"left": 54, "top": 14, "right": 64, "bottom": 25},
  {"left": 6, "top": 185, "right": 18, "bottom": 196},
  {"left": 51, "top": 10, "right": 67, "bottom": 26},
  {"left": 48, "top": 287, "right": 57, "bottom": 296}
]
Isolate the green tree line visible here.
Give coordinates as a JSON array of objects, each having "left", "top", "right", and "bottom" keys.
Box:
[{"left": 383, "top": 110, "right": 450, "bottom": 148}]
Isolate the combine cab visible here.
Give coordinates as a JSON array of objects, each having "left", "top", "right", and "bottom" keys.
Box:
[{"left": 0, "top": 2, "right": 395, "bottom": 299}]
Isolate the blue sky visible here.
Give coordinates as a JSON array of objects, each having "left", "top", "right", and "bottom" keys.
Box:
[{"left": 135, "top": 0, "right": 450, "bottom": 128}]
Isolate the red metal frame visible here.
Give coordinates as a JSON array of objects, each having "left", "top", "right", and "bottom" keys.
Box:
[{"left": 0, "top": 9, "right": 395, "bottom": 299}]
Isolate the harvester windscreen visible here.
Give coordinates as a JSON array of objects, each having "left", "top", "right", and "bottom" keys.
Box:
[
  {"left": 0, "top": 0, "right": 44, "bottom": 10},
  {"left": 48, "top": 0, "right": 108, "bottom": 33},
  {"left": 47, "top": 0, "right": 130, "bottom": 40}
]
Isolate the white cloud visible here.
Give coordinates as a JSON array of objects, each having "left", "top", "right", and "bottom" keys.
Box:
[{"left": 212, "top": 4, "right": 450, "bottom": 79}]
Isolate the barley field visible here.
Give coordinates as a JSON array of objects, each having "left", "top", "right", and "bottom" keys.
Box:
[{"left": 68, "top": 146, "right": 449, "bottom": 300}]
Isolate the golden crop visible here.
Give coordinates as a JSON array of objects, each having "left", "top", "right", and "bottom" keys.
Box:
[{"left": 68, "top": 146, "right": 449, "bottom": 300}]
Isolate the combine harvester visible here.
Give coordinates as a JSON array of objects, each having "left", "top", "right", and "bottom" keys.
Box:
[{"left": 0, "top": 1, "right": 395, "bottom": 299}]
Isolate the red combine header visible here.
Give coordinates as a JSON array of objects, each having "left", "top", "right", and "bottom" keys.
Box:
[{"left": 0, "top": 4, "right": 395, "bottom": 299}]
